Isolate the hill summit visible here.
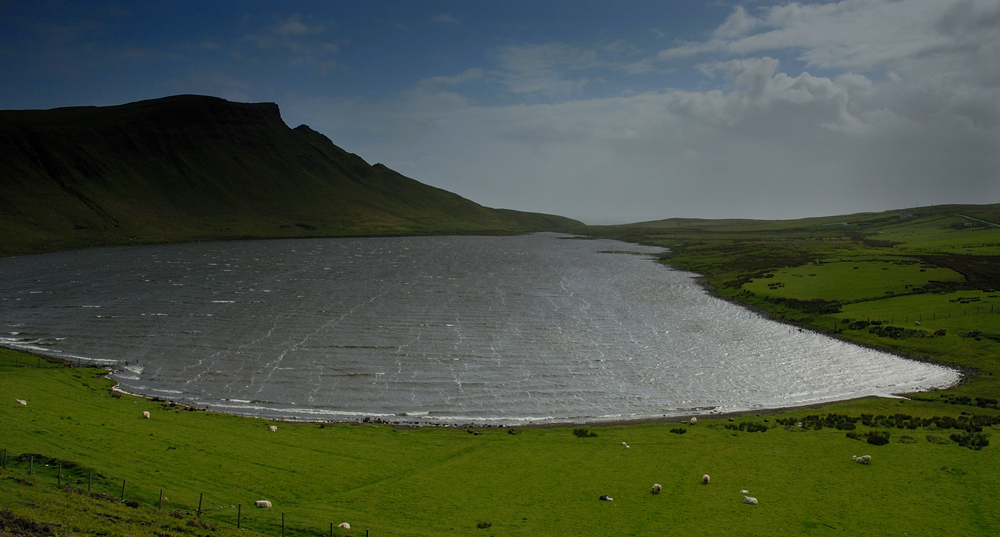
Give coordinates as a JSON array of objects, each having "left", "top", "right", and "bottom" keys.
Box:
[{"left": 0, "top": 95, "right": 581, "bottom": 255}]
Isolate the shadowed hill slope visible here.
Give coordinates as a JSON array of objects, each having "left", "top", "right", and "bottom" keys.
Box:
[{"left": 0, "top": 95, "right": 581, "bottom": 255}]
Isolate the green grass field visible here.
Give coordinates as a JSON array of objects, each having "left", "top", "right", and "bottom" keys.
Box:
[{"left": 3, "top": 352, "right": 999, "bottom": 536}]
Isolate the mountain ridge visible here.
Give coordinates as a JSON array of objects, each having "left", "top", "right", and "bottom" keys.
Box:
[{"left": 0, "top": 94, "right": 581, "bottom": 255}]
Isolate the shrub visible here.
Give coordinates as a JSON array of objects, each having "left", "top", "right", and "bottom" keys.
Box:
[
  {"left": 573, "top": 428, "right": 597, "bottom": 438},
  {"left": 950, "top": 432, "right": 990, "bottom": 450},
  {"left": 477, "top": 522, "right": 492, "bottom": 529},
  {"left": 867, "top": 431, "right": 890, "bottom": 445},
  {"left": 669, "top": 427, "right": 687, "bottom": 435}
]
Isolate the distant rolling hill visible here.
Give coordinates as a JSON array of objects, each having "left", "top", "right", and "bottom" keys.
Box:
[{"left": 0, "top": 95, "right": 582, "bottom": 255}]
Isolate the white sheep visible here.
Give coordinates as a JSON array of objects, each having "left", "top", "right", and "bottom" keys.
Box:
[
  {"left": 255, "top": 500, "right": 272, "bottom": 508},
  {"left": 142, "top": 411, "right": 150, "bottom": 419},
  {"left": 338, "top": 523, "right": 351, "bottom": 529},
  {"left": 268, "top": 425, "right": 277, "bottom": 432},
  {"left": 690, "top": 417, "right": 697, "bottom": 425},
  {"left": 16, "top": 399, "right": 26, "bottom": 406},
  {"left": 857, "top": 455, "right": 871, "bottom": 464},
  {"left": 740, "top": 489, "right": 748, "bottom": 495},
  {"left": 702, "top": 474, "right": 710, "bottom": 484},
  {"left": 599, "top": 495, "right": 613, "bottom": 501},
  {"left": 743, "top": 496, "right": 758, "bottom": 505},
  {"left": 651, "top": 483, "right": 662, "bottom": 494}
]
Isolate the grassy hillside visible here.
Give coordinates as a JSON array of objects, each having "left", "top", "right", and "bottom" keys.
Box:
[{"left": 0, "top": 95, "right": 581, "bottom": 256}]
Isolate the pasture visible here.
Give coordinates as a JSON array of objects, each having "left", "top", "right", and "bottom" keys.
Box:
[{"left": 2, "top": 350, "right": 999, "bottom": 536}]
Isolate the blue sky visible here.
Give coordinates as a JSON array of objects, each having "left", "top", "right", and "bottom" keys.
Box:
[{"left": 2, "top": 1, "right": 998, "bottom": 223}]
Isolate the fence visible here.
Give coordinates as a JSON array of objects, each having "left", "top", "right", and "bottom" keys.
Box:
[{"left": 0, "top": 448, "right": 368, "bottom": 537}]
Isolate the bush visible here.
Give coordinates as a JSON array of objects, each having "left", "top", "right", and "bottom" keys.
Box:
[
  {"left": 867, "top": 431, "right": 890, "bottom": 446},
  {"left": 950, "top": 432, "right": 990, "bottom": 450},
  {"left": 573, "top": 428, "right": 597, "bottom": 438},
  {"left": 669, "top": 427, "right": 687, "bottom": 435}
]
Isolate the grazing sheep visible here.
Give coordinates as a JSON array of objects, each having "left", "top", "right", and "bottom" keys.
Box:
[
  {"left": 268, "top": 425, "right": 277, "bottom": 432},
  {"left": 15, "top": 399, "right": 26, "bottom": 405},
  {"left": 599, "top": 495, "right": 613, "bottom": 501},
  {"left": 651, "top": 483, "right": 662, "bottom": 494},
  {"left": 743, "top": 496, "right": 758, "bottom": 505},
  {"left": 255, "top": 500, "right": 272, "bottom": 508},
  {"left": 740, "top": 489, "right": 749, "bottom": 495},
  {"left": 338, "top": 523, "right": 351, "bottom": 529},
  {"left": 142, "top": 411, "right": 150, "bottom": 419},
  {"left": 690, "top": 417, "right": 697, "bottom": 425},
  {"left": 702, "top": 474, "right": 710, "bottom": 484},
  {"left": 851, "top": 455, "right": 857, "bottom": 461},
  {"left": 857, "top": 455, "right": 871, "bottom": 464}
]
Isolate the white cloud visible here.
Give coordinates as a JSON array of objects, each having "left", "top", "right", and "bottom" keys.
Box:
[
  {"left": 286, "top": 0, "right": 1000, "bottom": 222},
  {"left": 431, "top": 13, "right": 459, "bottom": 24},
  {"left": 494, "top": 43, "right": 605, "bottom": 95},
  {"left": 276, "top": 14, "right": 325, "bottom": 36},
  {"left": 712, "top": 5, "right": 760, "bottom": 39}
]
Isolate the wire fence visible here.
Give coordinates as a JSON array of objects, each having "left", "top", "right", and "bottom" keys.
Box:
[{"left": 0, "top": 448, "right": 368, "bottom": 537}]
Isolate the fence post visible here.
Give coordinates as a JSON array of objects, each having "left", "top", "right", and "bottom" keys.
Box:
[
  {"left": 121, "top": 479, "right": 126, "bottom": 500},
  {"left": 197, "top": 492, "right": 203, "bottom": 518},
  {"left": 159, "top": 489, "right": 163, "bottom": 510},
  {"left": 237, "top": 504, "right": 241, "bottom": 529},
  {"left": 29, "top": 455, "right": 33, "bottom": 476},
  {"left": 330, "top": 522, "right": 333, "bottom": 537},
  {"left": 58, "top": 463, "right": 62, "bottom": 486},
  {"left": 282, "top": 512, "right": 285, "bottom": 537},
  {"left": 88, "top": 469, "right": 92, "bottom": 492}
]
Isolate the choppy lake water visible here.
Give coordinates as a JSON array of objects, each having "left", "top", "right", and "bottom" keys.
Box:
[{"left": 0, "top": 233, "right": 957, "bottom": 425}]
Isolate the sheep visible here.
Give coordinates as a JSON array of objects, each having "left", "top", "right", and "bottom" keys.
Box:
[
  {"left": 255, "top": 500, "right": 272, "bottom": 508},
  {"left": 857, "top": 455, "right": 871, "bottom": 464},
  {"left": 338, "top": 523, "right": 351, "bottom": 529},
  {"left": 15, "top": 399, "right": 26, "bottom": 406},
  {"left": 599, "top": 495, "right": 613, "bottom": 501},
  {"left": 651, "top": 483, "right": 662, "bottom": 494},
  {"left": 690, "top": 417, "right": 697, "bottom": 425},
  {"left": 740, "top": 489, "right": 749, "bottom": 495},
  {"left": 268, "top": 425, "right": 277, "bottom": 432},
  {"left": 142, "top": 411, "right": 150, "bottom": 419},
  {"left": 702, "top": 474, "right": 710, "bottom": 484},
  {"left": 743, "top": 496, "right": 758, "bottom": 505}
]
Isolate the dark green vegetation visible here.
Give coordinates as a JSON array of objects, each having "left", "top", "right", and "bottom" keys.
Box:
[{"left": 0, "top": 95, "right": 580, "bottom": 256}]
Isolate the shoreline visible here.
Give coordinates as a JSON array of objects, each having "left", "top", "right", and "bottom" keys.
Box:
[
  {"left": 0, "top": 238, "right": 968, "bottom": 430},
  {"left": 675, "top": 268, "right": 971, "bottom": 390}
]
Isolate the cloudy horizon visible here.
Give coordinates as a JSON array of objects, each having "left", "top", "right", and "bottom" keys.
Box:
[{"left": 2, "top": 1, "right": 998, "bottom": 224}]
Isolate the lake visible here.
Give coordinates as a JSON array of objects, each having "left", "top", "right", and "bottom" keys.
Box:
[{"left": 0, "top": 233, "right": 958, "bottom": 425}]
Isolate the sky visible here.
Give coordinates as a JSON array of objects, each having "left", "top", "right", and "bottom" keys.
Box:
[{"left": 1, "top": 1, "right": 998, "bottom": 224}]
